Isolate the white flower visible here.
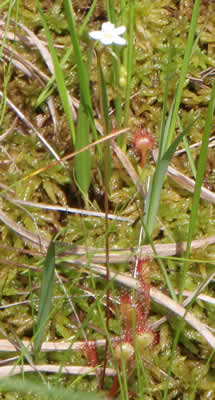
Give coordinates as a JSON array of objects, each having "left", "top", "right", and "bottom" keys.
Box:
[{"left": 89, "top": 22, "right": 126, "bottom": 46}]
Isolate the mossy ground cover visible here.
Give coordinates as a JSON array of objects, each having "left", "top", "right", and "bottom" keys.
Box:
[{"left": 0, "top": 0, "right": 215, "bottom": 399}]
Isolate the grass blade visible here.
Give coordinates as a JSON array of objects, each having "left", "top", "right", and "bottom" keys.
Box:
[
  {"left": 79, "top": 0, "right": 98, "bottom": 36},
  {"left": 179, "top": 80, "right": 215, "bottom": 301},
  {"left": 35, "top": 0, "right": 76, "bottom": 143},
  {"left": 143, "top": 0, "right": 200, "bottom": 237},
  {"left": 75, "top": 101, "right": 91, "bottom": 197},
  {"left": 124, "top": 0, "right": 135, "bottom": 126},
  {"left": 64, "top": 0, "right": 99, "bottom": 195},
  {"left": 34, "top": 240, "right": 55, "bottom": 353},
  {"left": 99, "top": 60, "right": 110, "bottom": 135},
  {"left": 165, "top": 0, "right": 200, "bottom": 148},
  {"left": 35, "top": 48, "right": 75, "bottom": 109},
  {"left": 63, "top": 0, "right": 92, "bottom": 108},
  {"left": 144, "top": 126, "right": 190, "bottom": 237},
  {"left": 0, "top": 377, "right": 103, "bottom": 400}
]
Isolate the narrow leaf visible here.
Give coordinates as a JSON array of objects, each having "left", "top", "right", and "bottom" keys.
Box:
[
  {"left": 179, "top": 81, "right": 215, "bottom": 302},
  {"left": 34, "top": 240, "right": 55, "bottom": 352},
  {"left": 75, "top": 101, "right": 91, "bottom": 196},
  {"left": 144, "top": 126, "right": 191, "bottom": 236},
  {"left": 35, "top": 0, "right": 76, "bottom": 143}
]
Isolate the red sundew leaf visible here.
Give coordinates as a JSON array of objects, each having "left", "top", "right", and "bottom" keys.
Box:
[
  {"left": 83, "top": 343, "right": 99, "bottom": 368},
  {"left": 152, "top": 330, "right": 160, "bottom": 346},
  {"left": 135, "top": 258, "right": 152, "bottom": 285},
  {"left": 133, "top": 258, "right": 153, "bottom": 328},
  {"left": 132, "top": 128, "right": 154, "bottom": 168},
  {"left": 119, "top": 290, "right": 132, "bottom": 305},
  {"left": 118, "top": 290, "right": 133, "bottom": 327}
]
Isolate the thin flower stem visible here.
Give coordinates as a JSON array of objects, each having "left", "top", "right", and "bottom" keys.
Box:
[{"left": 96, "top": 49, "right": 111, "bottom": 389}]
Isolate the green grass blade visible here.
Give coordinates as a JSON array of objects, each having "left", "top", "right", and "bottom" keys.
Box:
[
  {"left": 143, "top": 222, "right": 177, "bottom": 301},
  {"left": 0, "top": 0, "right": 17, "bottom": 128},
  {"left": 79, "top": 0, "right": 98, "bottom": 36},
  {"left": 63, "top": 0, "right": 92, "bottom": 107},
  {"left": 35, "top": 0, "right": 76, "bottom": 143},
  {"left": 0, "top": 0, "right": 10, "bottom": 9},
  {"left": 124, "top": 0, "right": 135, "bottom": 126},
  {"left": 105, "top": 0, "right": 114, "bottom": 23},
  {"left": 158, "top": 0, "right": 200, "bottom": 159},
  {"left": 177, "top": 115, "right": 197, "bottom": 178},
  {"left": 35, "top": 47, "right": 75, "bottom": 109},
  {"left": 75, "top": 101, "right": 91, "bottom": 197},
  {"left": 142, "top": 46, "right": 176, "bottom": 237},
  {"left": 165, "top": 0, "right": 200, "bottom": 149},
  {"left": 159, "top": 45, "right": 173, "bottom": 158},
  {"left": 104, "top": 1, "right": 122, "bottom": 129},
  {"left": 0, "top": 377, "right": 104, "bottom": 400},
  {"left": 0, "top": 0, "right": 14, "bottom": 59},
  {"left": 99, "top": 62, "right": 110, "bottom": 134},
  {"left": 64, "top": 0, "right": 100, "bottom": 195},
  {"left": 143, "top": 0, "right": 200, "bottom": 238},
  {"left": 34, "top": 240, "right": 55, "bottom": 353},
  {"left": 179, "top": 81, "right": 215, "bottom": 302},
  {"left": 144, "top": 126, "right": 191, "bottom": 237},
  {"left": 98, "top": 55, "right": 112, "bottom": 183},
  {"left": 64, "top": 0, "right": 102, "bottom": 154}
]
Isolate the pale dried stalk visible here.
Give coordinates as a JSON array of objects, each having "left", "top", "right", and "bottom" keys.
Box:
[
  {"left": 0, "top": 207, "right": 215, "bottom": 263},
  {"left": 3, "top": 193, "right": 132, "bottom": 223},
  {"left": 0, "top": 338, "right": 107, "bottom": 353},
  {"left": 0, "top": 364, "right": 115, "bottom": 378},
  {"left": 167, "top": 165, "right": 215, "bottom": 204}
]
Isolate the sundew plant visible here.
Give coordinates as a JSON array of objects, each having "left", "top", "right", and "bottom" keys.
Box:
[{"left": 0, "top": 0, "right": 215, "bottom": 399}]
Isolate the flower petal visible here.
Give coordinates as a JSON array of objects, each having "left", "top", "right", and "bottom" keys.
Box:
[
  {"left": 112, "top": 35, "right": 127, "bottom": 46},
  {"left": 114, "top": 26, "right": 126, "bottom": 35},
  {"left": 89, "top": 30, "right": 103, "bottom": 40},
  {"left": 101, "top": 21, "right": 115, "bottom": 33}
]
